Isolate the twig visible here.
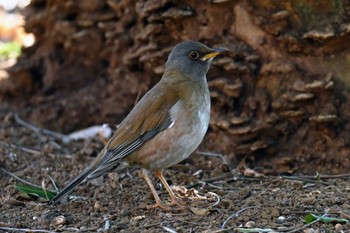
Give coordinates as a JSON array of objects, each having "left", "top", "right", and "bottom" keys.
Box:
[
  {"left": 161, "top": 226, "right": 177, "bottom": 233},
  {"left": 176, "top": 218, "right": 207, "bottom": 226},
  {"left": 1, "top": 168, "right": 43, "bottom": 189},
  {"left": 224, "top": 177, "right": 270, "bottom": 183},
  {"left": 188, "top": 173, "right": 271, "bottom": 189},
  {"left": 187, "top": 172, "right": 234, "bottom": 188},
  {"left": 0, "top": 227, "right": 55, "bottom": 233},
  {"left": 256, "top": 177, "right": 282, "bottom": 186},
  {"left": 221, "top": 205, "right": 261, "bottom": 230},
  {"left": 1, "top": 168, "right": 55, "bottom": 192},
  {"left": 281, "top": 209, "right": 350, "bottom": 229},
  {"left": 210, "top": 228, "right": 234, "bottom": 233},
  {"left": 189, "top": 172, "right": 342, "bottom": 191},
  {"left": 41, "top": 179, "right": 50, "bottom": 201},
  {"left": 14, "top": 113, "right": 69, "bottom": 142},
  {"left": 64, "top": 228, "right": 79, "bottom": 232},
  {"left": 281, "top": 175, "right": 329, "bottom": 185},
  {"left": 208, "top": 192, "right": 221, "bottom": 207},
  {"left": 337, "top": 211, "right": 350, "bottom": 220},
  {"left": 138, "top": 221, "right": 173, "bottom": 229},
  {"left": 0, "top": 141, "right": 41, "bottom": 155},
  {"left": 283, "top": 213, "right": 328, "bottom": 233},
  {"left": 288, "top": 174, "right": 350, "bottom": 179},
  {"left": 77, "top": 227, "right": 99, "bottom": 232},
  {"left": 205, "top": 182, "right": 236, "bottom": 191},
  {"left": 196, "top": 151, "right": 233, "bottom": 170},
  {"left": 103, "top": 215, "right": 110, "bottom": 231},
  {"left": 48, "top": 175, "right": 60, "bottom": 192}
]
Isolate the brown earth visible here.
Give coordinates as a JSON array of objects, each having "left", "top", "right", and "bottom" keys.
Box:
[{"left": 0, "top": 110, "right": 349, "bottom": 232}]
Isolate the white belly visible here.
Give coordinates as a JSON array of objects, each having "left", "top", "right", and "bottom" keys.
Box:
[{"left": 148, "top": 95, "right": 210, "bottom": 169}]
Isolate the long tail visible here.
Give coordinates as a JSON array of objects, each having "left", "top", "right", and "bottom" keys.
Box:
[{"left": 49, "top": 147, "right": 107, "bottom": 204}]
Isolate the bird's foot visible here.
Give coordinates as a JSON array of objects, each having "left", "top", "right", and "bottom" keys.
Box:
[
  {"left": 167, "top": 197, "right": 187, "bottom": 210},
  {"left": 140, "top": 201, "right": 171, "bottom": 211},
  {"left": 141, "top": 199, "right": 186, "bottom": 211}
]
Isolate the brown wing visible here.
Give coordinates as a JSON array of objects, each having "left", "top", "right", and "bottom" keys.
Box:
[{"left": 86, "top": 82, "right": 179, "bottom": 179}]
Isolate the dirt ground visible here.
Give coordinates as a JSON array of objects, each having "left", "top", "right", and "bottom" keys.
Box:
[{"left": 1, "top": 109, "right": 349, "bottom": 233}]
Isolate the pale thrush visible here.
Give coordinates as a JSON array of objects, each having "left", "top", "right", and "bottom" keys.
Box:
[{"left": 50, "top": 41, "right": 225, "bottom": 209}]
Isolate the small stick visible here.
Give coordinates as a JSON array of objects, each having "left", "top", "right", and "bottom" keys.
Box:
[
  {"left": 48, "top": 175, "right": 60, "bottom": 192},
  {"left": 161, "top": 226, "right": 177, "bottom": 233},
  {"left": 281, "top": 175, "right": 329, "bottom": 185},
  {"left": 206, "top": 182, "right": 236, "bottom": 191},
  {"left": 287, "top": 174, "right": 350, "bottom": 179},
  {"left": 283, "top": 213, "right": 327, "bottom": 233},
  {"left": 221, "top": 205, "right": 261, "bottom": 229},
  {"left": 103, "top": 215, "right": 110, "bottom": 231},
  {"left": 176, "top": 218, "right": 207, "bottom": 226},
  {"left": 0, "top": 141, "right": 41, "bottom": 155},
  {"left": 139, "top": 221, "right": 172, "bottom": 229},
  {"left": 1, "top": 168, "right": 43, "bottom": 189},
  {"left": 196, "top": 151, "right": 233, "bottom": 170},
  {"left": 14, "top": 114, "right": 69, "bottom": 142},
  {"left": 338, "top": 211, "right": 350, "bottom": 219},
  {"left": 187, "top": 172, "right": 234, "bottom": 189},
  {"left": 1, "top": 168, "right": 55, "bottom": 192},
  {"left": 208, "top": 191, "right": 221, "bottom": 207},
  {"left": 0, "top": 227, "right": 55, "bottom": 233}
]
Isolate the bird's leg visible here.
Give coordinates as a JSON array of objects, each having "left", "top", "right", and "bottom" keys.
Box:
[
  {"left": 141, "top": 168, "right": 170, "bottom": 210},
  {"left": 155, "top": 170, "right": 185, "bottom": 209}
]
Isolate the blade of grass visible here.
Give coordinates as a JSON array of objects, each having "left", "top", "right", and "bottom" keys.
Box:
[
  {"left": 305, "top": 213, "right": 348, "bottom": 224},
  {"left": 15, "top": 183, "right": 57, "bottom": 200}
]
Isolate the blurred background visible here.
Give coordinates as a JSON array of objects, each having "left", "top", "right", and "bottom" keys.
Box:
[
  {"left": 0, "top": 0, "right": 33, "bottom": 52},
  {"left": 1, "top": 0, "right": 350, "bottom": 174}
]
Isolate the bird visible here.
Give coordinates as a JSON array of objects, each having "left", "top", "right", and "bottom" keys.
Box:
[{"left": 50, "top": 41, "right": 225, "bottom": 210}]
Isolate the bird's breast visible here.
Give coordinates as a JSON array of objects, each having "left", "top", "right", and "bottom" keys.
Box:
[
  {"left": 127, "top": 88, "right": 211, "bottom": 170},
  {"left": 169, "top": 93, "right": 210, "bottom": 139}
]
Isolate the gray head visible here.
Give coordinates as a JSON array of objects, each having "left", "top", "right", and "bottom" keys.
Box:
[{"left": 165, "top": 41, "right": 224, "bottom": 82}]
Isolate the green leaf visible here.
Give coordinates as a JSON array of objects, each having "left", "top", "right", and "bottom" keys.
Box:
[
  {"left": 15, "top": 183, "right": 57, "bottom": 200},
  {"left": 305, "top": 213, "right": 348, "bottom": 224}
]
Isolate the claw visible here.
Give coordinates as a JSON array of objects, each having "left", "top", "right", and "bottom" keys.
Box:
[
  {"left": 146, "top": 202, "right": 171, "bottom": 211},
  {"left": 142, "top": 169, "right": 187, "bottom": 211}
]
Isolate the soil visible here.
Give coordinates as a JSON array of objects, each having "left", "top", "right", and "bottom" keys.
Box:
[{"left": 1, "top": 110, "right": 349, "bottom": 232}]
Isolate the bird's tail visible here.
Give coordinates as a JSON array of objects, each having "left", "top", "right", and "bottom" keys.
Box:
[{"left": 49, "top": 147, "right": 107, "bottom": 204}]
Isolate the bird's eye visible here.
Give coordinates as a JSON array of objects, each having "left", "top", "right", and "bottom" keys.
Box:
[{"left": 189, "top": 51, "right": 199, "bottom": 60}]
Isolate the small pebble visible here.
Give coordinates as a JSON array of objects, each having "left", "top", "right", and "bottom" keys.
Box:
[
  {"left": 304, "top": 228, "right": 316, "bottom": 233},
  {"left": 94, "top": 201, "right": 102, "bottom": 210},
  {"left": 276, "top": 216, "right": 286, "bottom": 224},
  {"left": 335, "top": 223, "right": 343, "bottom": 231},
  {"left": 277, "top": 227, "right": 288, "bottom": 231},
  {"left": 244, "top": 221, "right": 255, "bottom": 228},
  {"left": 51, "top": 215, "right": 66, "bottom": 226},
  {"left": 131, "top": 215, "right": 146, "bottom": 221}
]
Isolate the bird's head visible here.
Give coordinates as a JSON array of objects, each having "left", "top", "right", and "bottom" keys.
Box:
[{"left": 164, "top": 41, "right": 226, "bottom": 82}]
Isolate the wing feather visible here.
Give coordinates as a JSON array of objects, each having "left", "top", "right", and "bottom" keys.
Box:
[{"left": 85, "top": 83, "right": 178, "bottom": 180}]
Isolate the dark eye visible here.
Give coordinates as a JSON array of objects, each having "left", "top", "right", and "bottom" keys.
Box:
[{"left": 189, "top": 51, "right": 199, "bottom": 60}]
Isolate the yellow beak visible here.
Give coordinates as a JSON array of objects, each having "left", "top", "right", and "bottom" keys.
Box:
[{"left": 201, "top": 47, "right": 227, "bottom": 61}]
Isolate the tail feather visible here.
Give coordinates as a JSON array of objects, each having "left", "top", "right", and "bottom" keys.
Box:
[
  {"left": 49, "top": 166, "right": 93, "bottom": 204},
  {"left": 49, "top": 148, "right": 107, "bottom": 204}
]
